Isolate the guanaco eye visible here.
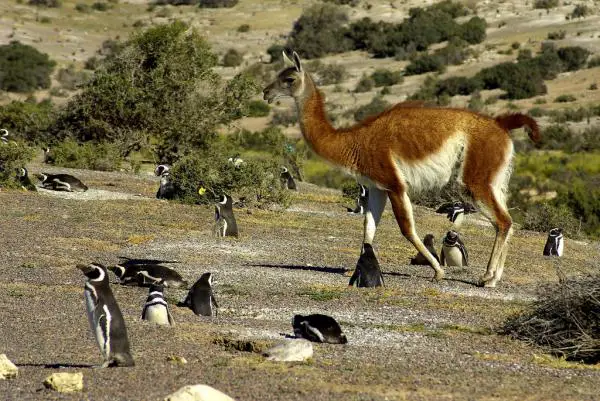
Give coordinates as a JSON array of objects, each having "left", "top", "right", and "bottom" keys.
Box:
[{"left": 284, "top": 77, "right": 295, "bottom": 84}]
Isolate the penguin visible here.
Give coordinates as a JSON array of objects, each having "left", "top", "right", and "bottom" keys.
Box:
[
  {"left": 346, "top": 184, "right": 368, "bottom": 215},
  {"left": 279, "top": 166, "right": 297, "bottom": 190},
  {"left": 43, "top": 147, "right": 54, "bottom": 164},
  {"left": 1, "top": 128, "right": 9, "bottom": 144},
  {"left": 227, "top": 154, "right": 244, "bottom": 168},
  {"left": 77, "top": 263, "right": 135, "bottom": 367},
  {"left": 215, "top": 194, "right": 238, "bottom": 237},
  {"left": 436, "top": 201, "right": 477, "bottom": 226},
  {"left": 292, "top": 314, "right": 348, "bottom": 344},
  {"left": 108, "top": 263, "right": 188, "bottom": 289},
  {"left": 348, "top": 243, "right": 384, "bottom": 288},
  {"left": 36, "top": 173, "right": 88, "bottom": 192},
  {"left": 543, "top": 227, "right": 564, "bottom": 257},
  {"left": 141, "top": 282, "right": 174, "bottom": 326},
  {"left": 154, "top": 164, "right": 175, "bottom": 200},
  {"left": 410, "top": 234, "right": 441, "bottom": 266},
  {"left": 17, "top": 168, "right": 37, "bottom": 191},
  {"left": 177, "top": 272, "right": 218, "bottom": 317},
  {"left": 440, "top": 230, "right": 469, "bottom": 267}
]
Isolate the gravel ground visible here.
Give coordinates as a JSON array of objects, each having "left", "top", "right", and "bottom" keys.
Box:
[{"left": 1, "top": 167, "right": 600, "bottom": 401}]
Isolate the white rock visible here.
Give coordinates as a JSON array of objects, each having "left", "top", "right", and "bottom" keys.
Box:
[
  {"left": 43, "top": 372, "right": 83, "bottom": 393},
  {"left": 264, "top": 339, "right": 313, "bottom": 362},
  {"left": 164, "top": 384, "right": 236, "bottom": 401},
  {"left": 0, "top": 354, "right": 18, "bottom": 379}
]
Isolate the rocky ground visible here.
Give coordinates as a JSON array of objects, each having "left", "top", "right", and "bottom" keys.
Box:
[{"left": 1, "top": 165, "right": 600, "bottom": 400}]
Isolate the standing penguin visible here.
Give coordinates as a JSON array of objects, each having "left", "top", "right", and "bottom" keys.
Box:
[
  {"left": 292, "top": 314, "right": 348, "bottom": 344},
  {"left": 543, "top": 227, "right": 564, "bottom": 257},
  {"left": 141, "top": 282, "right": 174, "bottom": 326},
  {"left": 1, "top": 128, "right": 9, "bottom": 144},
  {"left": 37, "top": 173, "right": 88, "bottom": 192},
  {"left": 348, "top": 243, "right": 384, "bottom": 288},
  {"left": 77, "top": 263, "right": 135, "bottom": 367},
  {"left": 215, "top": 194, "right": 238, "bottom": 237},
  {"left": 346, "top": 184, "right": 368, "bottom": 215},
  {"left": 280, "top": 166, "right": 297, "bottom": 190},
  {"left": 17, "top": 168, "right": 37, "bottom": 191},
  {"left": 155, "top": 164, "right": 175, "bottom": 200},
  {"left": 440, "top": 230, "right": 469, "bottom": 267},
  {"left": 178, "top": 272, "right": 219, "bottom": 317},
  {"left": 436, "top": 201, "right": 477, "bottom": 227},
  {"left": 410, "top": 234, "right": 441, "bottom": 266}
]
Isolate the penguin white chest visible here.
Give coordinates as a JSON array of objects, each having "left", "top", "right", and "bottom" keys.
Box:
[
  {"left": 144, "top": 304, "right": 170, "bottom": 325},
  {"left": 443, "top": 246, "right": 464, "bottom": 267}
]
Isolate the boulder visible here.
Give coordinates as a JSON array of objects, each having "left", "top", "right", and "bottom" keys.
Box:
[
  {"left": 263, "top": 339, "right": 313, "bottom": 362},
  {"left": 43, "top": 372, "right": 83, "bottom": 393},
  {"left": 0, "top": 354, "right": 18, "bottom": 379},
  {"left": 164, "top": 384, "right": 235, "bottom": 401}
]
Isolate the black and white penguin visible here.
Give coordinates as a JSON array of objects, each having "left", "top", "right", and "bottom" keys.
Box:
[
  {"left": 348, "top": 243, "right": 384, "bottom": 288},
  {"left": 436, "top": 201, "right": 477, "bottom": 226},
  {"left": 292, "top": 314, "right": 348, "bottom": 344},
  {"left": 177, "top": 272, "right": 218, "bottom": 317},
  {"left": 346, "top": 184, "right": 368, "bottom": 215},
  {"left": 1, "top": 128, "right": 9, "bottom": 144},
  {"left": 17, "top": 168, "right": 37, "bottom": 191},
  {"left": 227, "top": 154, "right": 244, "bottom": 168},
  {"left": 543, "top": 227, "right": 564, "bottom": 257},
  {"left": 37, "top": 173, "right": 88, "bottom": 192},
  {"left": 108, "top": 263, "right": 188, "bottom": 289},
  {"left": 77, "top": 263, "right": 134, "bottom": 367},
  {"left": 154, "top": 164, "right": 175, "bottom": 200},
  {"left": 141, "top": 282, "right": 174, "bottom": 326},
  {"left": 410, "top": 234, "right": 441, "bottom": 266},
  {"left": 215, "top": 194, "right": 238, "bottom": 237},
  {"left": 279, "top": 166, "right": 297, "bottom": 190},
  {"left": 440, "top": 230, "right": 469, "bottom": 267},
  {"left": 43, "top": 147, "right": 54, "bottom": 164}
]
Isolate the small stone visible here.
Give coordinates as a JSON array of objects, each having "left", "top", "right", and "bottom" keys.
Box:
[
  {"left": 164, "top": 384, "right": 236, "bottom": 401},
  {"left": 166, "top": 355, "right": 188, "bottom": 364},
  {"left": 263, "top": 339, "right": 313, "bottom": 362},
  {"left": 43, "top": 372, "right": 83, "bottom": 393},
  {"left": 0, "top": 354, "right": 18, "bottom": 379}
]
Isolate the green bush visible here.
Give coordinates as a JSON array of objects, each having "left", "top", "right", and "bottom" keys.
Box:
[
  {"left": 0, "top": 41, "right": 56, "bottom": 92},
  {"left": 354, "top": 75, "right": 375, "bottom": 93},
  {"left": 227, "top": 127, "right": 287, "bottom": 154},
  {"left": 404, "top": 54, "right": 446, "bottom": 76},
  {"left": 222, "top": 48, "right": 243, "bottom": 67},
  {"left": 50, "top": 139, "right": 123, "bottom": 171},
  {"left": 266, "top": 44, "right": 285, "bottom": 64},
  {"left": 557, "top": 46, "right": 590, "bottom": 71},
  {"left": 435, "top": 76, "right": 481, "bottom": 97},
  {"left": 198, "top": 0, "right": 238, "bottom": 7},
  {"left": 533, "top": 0, "right": 558, "bottom": 9},
  {"left": 56, "top": 65, "right": 89, "bottom": 90},
  {"left": 237, "top": 24, "right": 250, "bottom": 33},
  {"left": 170, "top": 151, "right": 288, "bottom": 208},
  {"left": 0, "top": 99, "right": 55, "bottom": 143},
  {"left": 588, "top": 56, "right": 600, "bottom": 68},
  {"left": 370, "top": 68, "right": 403, "bottom": 87},
  {"left": 307, "top": 60, "right": 347, "bottom": 85},
  {"left": 270, "top": 109, "right": 297, "bottom": 127},
  {"left": 245, "top": 100, "right": 270, "bottom": 117},
  {"left": 554, "top": 94, "right": 576, "bottom": 103},
  {"left": 320, "top": 0, "right": 359, "bottom": 6},
  {"left": 353, "top": 95, "right": 390, "bottom": 122},
  {"left": 521, "top": 202, "right": 580, "bottom": 235},
  {"left": 0, "top": 142, "right": 36, "bottom": 189},
  {"left": 91, "top": 2, "right": 111, "bottom": 11},
  {"left": 460, "top": 16, "right": 487, "bottom": 44},
  {"left": 75, "top": 2, "right": 90, "bottom": 12},
  {"left": 29, "top": 0, "right": 61, "bottom": 6},
  {"left": 547, "top": 30, "right": 566, "bottom": 40},
  {"left": 562, "top": 178, "right": 600, "bottom": 236},
  {"left": 434, "top": 37, "right": 470, "bottom": 65},
  {"left": 569, "top": 4, "right": 590, "bottom": 19}
]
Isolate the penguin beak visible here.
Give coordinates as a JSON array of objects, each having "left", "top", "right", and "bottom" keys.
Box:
[{"left": 77, "top": 264, "right": 93, "bottom": 274}]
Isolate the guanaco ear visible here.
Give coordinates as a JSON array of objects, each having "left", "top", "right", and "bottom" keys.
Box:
[
  {"left": 282, "top": 50, "right": 294, "bottom": 66},
  {"left": 292, "top": 51, "right": 303, "bottom": 73}
]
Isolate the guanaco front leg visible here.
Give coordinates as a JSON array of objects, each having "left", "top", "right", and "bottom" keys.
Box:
[{"left": 387, "top": 191, "right": 445, "bottom": 281}]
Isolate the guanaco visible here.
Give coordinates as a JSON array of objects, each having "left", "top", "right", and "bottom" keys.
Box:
[{"left": 263, "top": 51, "right": 539, "bottom": 287}]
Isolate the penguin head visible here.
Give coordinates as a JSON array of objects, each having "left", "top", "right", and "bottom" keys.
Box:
[
  {"left": 280, "top": 166, "right": 288, "bottom": 174},
  {"left": 291, "top": 314, "right": 305, "bottom": 330},
  {"left": 154, "top": 164, "right": 170, "bottom": 177},
  {"left": 36, "top": 173, "right": 48, "bottom": 182},
  {"left": 445, "top": 230, "right": 459, "bottom": 244},
  {"left": 198, "top": 272, "right": 213, "bottom": 286},
  {"left": 549, "top": 227, "right": 563, "bottom": 237},
  {"left": 1, "top": 128, "right": 8, "bottom": 141},
  {"left": 77, "top": 263, "right": 107, "bottom": 282},
  {"left": 107, "top": 264, "right": 126, "bottom": 279},
  {"left": 148, "top": 280, "right": 165, "bottom": 293},
  {"left": 17, "top": 167, "right": 27, "bottom": 178},
  {"left": 216, "top": 194, "right": 232, "bottom": 208}
]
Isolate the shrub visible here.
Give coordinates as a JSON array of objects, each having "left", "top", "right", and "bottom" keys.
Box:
[
  {"left": 320, "top": 0, "right": 359, "bottom": 6},
  {"left": 56, "top": 65, "right": 89, "bottom": 90},
  {"left": 569, "top": 4, "right": 590, "bottom": 19},
  {"left": 511, "top": 41, "right": 521, "bottom": 50},
  {"left": 266, "top": 44, "right": 286, "bottom": 64},
  {"left": 0, "top": 142, "right": 36, "bottom": 189},
  {"left": 0, "top": 99, "right": 55, "bottom": 143},
  {"left": 520, "top": 202, "right": 580, "bottom": 234},
  {"left": 270, "top": 109, "right": 297, "bottom": 127},
  {"left": 404, "top": 54, "right": 446, "bottom": 76},
  {"left": 170, "top": 151, "right": 289, "bottom": 208},
  {"left": 222, "top": 48, "right": 243, "bottom": 67},
  {"left": 75, "top": 3, "right": 90, "bottom": 12},
  {"left": 198, "top": 0, "right": 238, "bottom": 7},
  {"left": 475, "top": 62, "right": 547, "bottom": 99},
  {"left": 435, "top": 37, "right": 470, "bottom": 65},
  {"left": 237, "top": 24, "right": 250, "bottom": 33},
  {"left": 557, "top": 46, "right": 590, "bottom": 71},
  {"left": 588, "top": 56, "right": 600, "bottom": 68},
  {"left": 307, "top": 60, "right": 348, "bottom": 85},
  {"left": 533, "top": 0, "right": 558, "bottom": 9},
  {"left": 29, "top": 0, "right": 61, "bottom": 6},
  {"left": 227, "top": 127, "right": 287, "bottom": 154},
  {"left": 370, "top": 68, "right": 403, "bottom": 87},
  {"left": 353, "top": 95, "right": 390, "bottom": 122},
  {"left": 0, "top": 41, "right": 56, "bottom": 92},
  {"left": 245, "top": 100, "right": 270, "bottom": 117},
  {"left": 91, "top": 2, "right": 111, "bottom": 11},
  {"left": 547, "top": 30, "right": 566, "bottom": 40},
  {"left": 354, "top": 75, "right": 374, "bottom": 93},
  {"left": 554, "top": 94, "right": 576, "bottom": 103},
  {"left": 84, "top": 56, "right": 101, "bottom": 70},
  {"left": 435, "top": 76, "right": 481, "bottom": 97},
  {"left": 286, "top": 4, "right": 353, "bottom": 59},
  {"left": 460, "top": 16, "right": 487, "bottom": 44},
  {"left": 50, "top": 139, "right": 123, "bottom": 171},
  {"left": 538, "top": 124, "right": 575, "bottom": 150},
  {"left": 589, "top": 83, "right": 598, "bottom": 90}
]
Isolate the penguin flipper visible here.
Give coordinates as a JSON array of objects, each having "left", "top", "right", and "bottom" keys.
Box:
[
  {"left": 348, "top": 267, "right": 359, "bottom": 287},
  {"left": 97, "top": 307, "right": 111, "bottom": 361},
  {"left": 440, "top": 249, "right": 446, "bottom": 266},
  {"left": 167, "top": 309, "right": 175, "bottom": 326},
  {"left": 302, "top": 322, "right": 325, "bottom": 343}
]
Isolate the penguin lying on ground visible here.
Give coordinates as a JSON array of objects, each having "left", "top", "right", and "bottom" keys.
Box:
[
  {"left": 292, "top": 314, "right": 348, "bottom": 344},
  {"left": 215, "top": 194, "right": 238, "bottom": 237},
  {"left": 440, "top": 230, "right": 469, "bottom": 267},
  {"left": 346, "top": 184, "right": 368, "bottom": 215},
  {"left": 280, "top": 166, "right": 297, "bottom": 190},
  {"left": 108, "top": 263, "right": 188, "bottom": 289},
  {"left": 17, "top": 168, "right": 37, "bottom": 191},
  {"left": 177, "top": 272, "right": 219, "bottom": 317},
  {"left": 543, "top": 227, "right": 564, "bottom": 257},
  {"left": 436, "top": 201, "right": 477, "bottom": 226},
  {"left": 141, "top": 281, "right": 174, "bottom": 326},
  {"left": 77, "top": 263, "right": 135, "bottom": 367},
  {"left": 348, "top": 243, "right": 384, "bottom": 288},
  {"left": 155, "top": 164, "right": 175, "bottom": 200},
  {"left": 37, "top": 173, "right": 88, "bottom": 192},
  {"left": 410, "top": 234, "right": 441, "bottom": 266}
]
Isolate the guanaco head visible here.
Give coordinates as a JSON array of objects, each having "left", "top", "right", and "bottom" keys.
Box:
[{"left": 263, "top": 51, "right": 305, "bottom": 104}]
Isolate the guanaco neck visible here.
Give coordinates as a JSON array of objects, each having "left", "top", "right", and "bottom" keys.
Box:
[{"left": 294, "top": 74, "right": 359, "bottom": 170}]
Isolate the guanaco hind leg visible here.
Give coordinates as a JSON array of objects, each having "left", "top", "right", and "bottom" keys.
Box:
[{"left": 363, "top": 186, "right": 387, "bottom": 245}]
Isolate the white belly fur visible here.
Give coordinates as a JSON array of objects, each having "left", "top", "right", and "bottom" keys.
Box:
[
  {"left": 443, "top": 246, "right": 464, "bottom": 267},
  {"left": 144, "top": 305, "right": 170, "bottom": 325}
]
